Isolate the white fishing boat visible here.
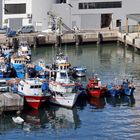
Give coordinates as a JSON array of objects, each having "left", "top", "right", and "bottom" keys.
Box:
[
  {"left": 11, "top": 55, "right": 30, "bottom": 66},
  {"left": 17, "top": 41, "right": 31, "bottom": 59},
  {"left": 71, "top": 66, "right": 87, "bottom": 77},
  {"left": 49, "top": 69, "right": 81, "bottom": 108},
  {"left": 38, "top": 59, "right": 46, "bottom": 70},
  {"left": 0, "top": 79, "right": 9, "bottom": 92},
  {"left": 54, "top": 50, "right": 71, "bottom": 70},
  {"left": 1, "top": 44, "right": 14, "bottom": 56},
  {"left": 18, "top": 78, "right": 50, "bottom": 109}
]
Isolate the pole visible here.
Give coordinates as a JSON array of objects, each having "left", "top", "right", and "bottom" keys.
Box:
[{"left": 125, "top": 17, "right": 128, "bottom": 34}]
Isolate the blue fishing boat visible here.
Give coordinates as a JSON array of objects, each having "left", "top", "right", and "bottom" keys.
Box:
[
  {"left": 10, "top": 56, "right": 30, "bottom": 79},
  {"left": 107, "top": 79, "right": 135, "bottom": 96}
]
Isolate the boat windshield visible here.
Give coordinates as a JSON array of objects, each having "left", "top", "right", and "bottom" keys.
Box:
[
  {"left": 0, "top": 82, "right": 7, "bottom": 86},
  {"left": 60, "top": 72, "right": 67, "bottom": 79},
  {"left": 30, "top": 85, "right": 41, "bottom": 89},
  {"left": 76, "top": 69, "right": 86, "bottom": 72}
]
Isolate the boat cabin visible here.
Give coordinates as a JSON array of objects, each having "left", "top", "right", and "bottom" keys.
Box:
[
  {"left": 18, "top": 79, "right": 43, "bottom": 96},
  {"left": 57, "top": 63, "right": 71, "bottom": 70},
  {"left": 49, "top": 70, "right": 71, "bottom": 83},
  {"left": 0, "top": 79, "right": 9, "bottom": 92},
  {"left": 18, "top": 41, "right": 31, "bottom": 57},
  {"left": 11, "top": 57, "right": 30, "bottom": 65}
]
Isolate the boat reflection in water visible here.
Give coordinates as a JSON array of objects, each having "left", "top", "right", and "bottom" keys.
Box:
[
  {"left": 106, "top": 95, "right": 135, "bottom": 107},
  {"left": 46, "top": 106, "right": 80, "bottom": 130},
  {"left": 22, "top": 109, "right": 47, "bottom": 131},
  {"left": 20, "top": 106, "right": 81, "bottom": 132},
  {"left": 88, "top": 95, "right": 135, "bottom": 109},
  {"left": 88, "top": 97, "right": 106, "bottom": 109}
]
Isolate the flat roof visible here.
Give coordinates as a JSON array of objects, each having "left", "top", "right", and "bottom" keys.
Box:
[{"left": 127, "top": 14, "right": 140, "bottom": 23}]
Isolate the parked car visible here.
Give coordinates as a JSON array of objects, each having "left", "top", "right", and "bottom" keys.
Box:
[
  {"left": 0, "top": 27, "right": 16, "bottom": 37},
  {"left": 0, "top": 27, "right": 7, "bottom": 34},
  {"left": 18, "top": 25, "right": 35, "bottom": 34},
  {"left": 6, "top": 28, "right": 16, "bottom": 37}
]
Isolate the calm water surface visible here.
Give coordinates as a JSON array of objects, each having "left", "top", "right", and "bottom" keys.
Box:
[{"left": 1, "top": 43, "right": 140, "bottom": 140}]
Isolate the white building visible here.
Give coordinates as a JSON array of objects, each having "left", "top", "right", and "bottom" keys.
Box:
[
  {"left": 1, "top": 0, "right": 140, "bottom": 31},
  {"left": 54, "top": 0, "right": 140, "bottom": 30},
  {"left": 2, "top": 0, "right": 55, "bottom": 31},
  {"left": 0, "top": 0, "right": 3, "bottom": 27}
]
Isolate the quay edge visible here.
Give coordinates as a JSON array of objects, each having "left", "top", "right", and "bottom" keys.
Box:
[
  {"left": 0, "top": 92, "right": 24, "bottom": 114},
  {"left": 0, "top": 30, "right": 118, "bottom": 47},
  {"left": 0, "top": 30, "right": 140, "bottom": 49}
]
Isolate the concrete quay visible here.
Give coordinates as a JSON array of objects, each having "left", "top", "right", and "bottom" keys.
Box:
[
  {"left": 0, "top": 30, "right": 140, "bottom": 49},
  {"left": 117, "top": 32, "right": 140, "bottom": 50},
  {"left": 0, "top": 92, "right": 23, "bottom": 115},
  {"left": 0, "top": 30, "right": 118, "bottom": 47}
]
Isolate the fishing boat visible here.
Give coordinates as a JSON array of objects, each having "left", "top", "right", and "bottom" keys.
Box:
[
  {"left": 86, "top": 77, "right": 107, "bottom": 98},
  {"left": 53, "top": 50, "right": 71, "bottom": 70},
  {"left": 122, "top": 79, "right": 135, "bottom": 96},
  {"left": 0, "top": 57, "right": 17, "bottom": 78},
  {"left": 0, "top": 79, "right": 9, "bottom": 92},
  {"left": 17, "top": 41, "right": 31, "bottom": 60},
  {"left": 0, "top": 58, "right": 8, "bottom": 78},
  {"left": 18, "top": 78, "right": 50, "bottom": 109},
  {"left": 10, "top": 55, "right": 31, "bottom": 78},
  {"left": 71, "top": 66, "right": 87, "bottom": 77},
  {"left": 1, "top": 44, "right": 14, "bottom": 56},
  {"left": 107, "top": 79, "right": 135, "bottom": 96},
  {"left": 49, "top": 69, "right": 81, "bottom": 108}
]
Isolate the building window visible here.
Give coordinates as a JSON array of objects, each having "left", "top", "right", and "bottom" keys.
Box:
[
  {"left": 79, "top": 1, "right": 122, "bottom": 9},
  {"left": 56, "top": 0, "right": 66, "bottom": 3},
  {"left": 5, "top": 4, "right": 26, "bottom": 14},
  {"left": 116, "top": 19, "right": 121, "bottom": 27}
]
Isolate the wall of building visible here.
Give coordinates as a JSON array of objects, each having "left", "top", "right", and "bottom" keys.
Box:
[
  {"left": 3, "top": 0, "right": 32, "bottom": 30},
  {"left": 0, "top": 0, "right": 3, "bottom": 27},
  {"left": 1, "top": 0, "right": 140, "bottom": 31},
  {"left": 58, "top": 0, "right": 140, "bottom": 30},
  {"left": 52, "top": 3, "right": 71, "bottom": 29},
  {"left": 32, "top": 0, "right": 55, "bottom": 31}
]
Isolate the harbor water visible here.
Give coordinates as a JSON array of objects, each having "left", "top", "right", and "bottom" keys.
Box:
[{"left": 1, "top": 43, "right": 140, "bottom": 140}]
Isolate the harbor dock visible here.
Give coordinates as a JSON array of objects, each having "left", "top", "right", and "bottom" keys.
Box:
[
  {"left": 0, "top": 30, "right": 118, "bottom": 47},
  {"left": 0, "top": 29, "right": 140, "bottom": 49},
  {"left": 0, "top": 92, "right": 23, "bottom": 114}
]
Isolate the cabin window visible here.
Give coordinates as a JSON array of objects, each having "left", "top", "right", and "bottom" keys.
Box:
[
  {"left": 30, "top": 86, "right": 34, "bottom": 88},
  {"left": 60, "top": 72, "right": 67, "bottom": 78},
  {"left": 0, "top": 82, "right": 6, "bottom": 86},
  {"left": 35, "top": 85, "right": 39, "bottom": 88},
  {"left": 21, "top": 87, "right": 23, "bottom": 90}
]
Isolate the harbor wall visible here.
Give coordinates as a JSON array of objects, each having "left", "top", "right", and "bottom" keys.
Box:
[
  {"left": 0, "top": 29, "right": 140, "bottom": 50},
  {"left": 0, "top": 92, "right": 23, "bottom": 114}
]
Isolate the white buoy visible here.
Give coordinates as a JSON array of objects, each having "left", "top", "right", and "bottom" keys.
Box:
[{"left": 12, "top": 116, "right": 24, "bottom": 124}]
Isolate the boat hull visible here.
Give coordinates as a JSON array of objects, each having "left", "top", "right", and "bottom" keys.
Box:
[
  {"left": 75, "top": 72, "right": 86, "bottom": 77},
  {"left": 24, "top": 95, "right": 49, "bottom": 109},
  {"left": 87, "top": 89, "right": 104, "bottom": 98},
  {"left": 49, "top": 92, "right": 79, "bottom": 108}
]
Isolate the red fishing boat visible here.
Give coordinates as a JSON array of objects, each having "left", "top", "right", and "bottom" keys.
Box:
[
  {"left": 18, "top": 78, "right": 50, "bottom": 109},
  {"left": 86, "top": 78, "right": 107, "bottom": 98}
]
